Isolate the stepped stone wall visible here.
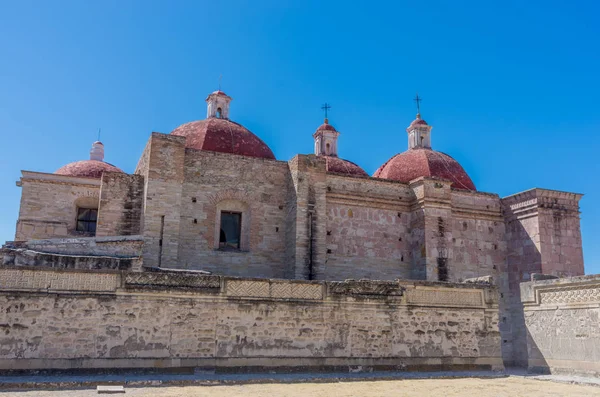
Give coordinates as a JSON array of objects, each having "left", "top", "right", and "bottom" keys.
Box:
[{"left": 0, "top": 267, "right": 503, "bottom": 373}]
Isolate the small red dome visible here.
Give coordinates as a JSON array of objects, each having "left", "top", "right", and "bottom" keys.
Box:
[
  {"left": 171, "top": 118, "right": 275, "bottom": 160},
  {"left": 409, "top": 117, "right": 429, "bottom": 128},
  {"left": 321, "top": 156, "right": 368, "bottom": 177},
  {"left": 316, "top": 123, "right": 337, "bottom": 132},
  {"left": 55, "top": 160, "right": 124, "bottom": 179},
  {"left": 373, "top": 148, "right": 476, "bottom": 190}
]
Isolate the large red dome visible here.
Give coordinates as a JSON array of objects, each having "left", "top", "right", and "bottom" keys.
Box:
[
  {"left": 373, "top": 148, "right": 476, "bottom": 191},
  {"left": 170, "top": 118, "right": 275, "bottom": 160},
  {"left": 321, "top": 156, "right": 368, "bottom": 177},
  {"left": 55, "top": 160, "right": 124, "bottom": 179}
]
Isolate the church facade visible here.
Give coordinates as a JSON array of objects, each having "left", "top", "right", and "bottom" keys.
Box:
[{"left": 10, "top": 89, "right": 585, "bottom": 365}]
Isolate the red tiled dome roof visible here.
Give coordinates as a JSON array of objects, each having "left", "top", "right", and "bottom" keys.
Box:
[
  {"left": 321, "top": 156, "right": 368, "bottom": 177},
  {"left": 409, "top": 117, "right": 429, "bottom": 128},
  {"left": 373, "top": 148, "right": 476, "bottom": 190},
  {"left": 170, "top": 118, "right": 276, "bottom": 160},
  {"left": 316, "top": 122, "right": 337, "bottom": 132},
  {"left": 55, "top": 160, "right": 124, "bottom": 179}
]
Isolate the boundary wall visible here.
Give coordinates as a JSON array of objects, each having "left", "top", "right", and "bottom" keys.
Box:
[
  {"left": 521, "top": 275, "right": 600, "bottom": 376},
  {"left": 0, "top": 267, "right": 503, "bottom": 373}
]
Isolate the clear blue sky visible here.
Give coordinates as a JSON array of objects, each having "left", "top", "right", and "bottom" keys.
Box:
[{"left": 1, "top": 1, "right": 599, "bottom": 273}]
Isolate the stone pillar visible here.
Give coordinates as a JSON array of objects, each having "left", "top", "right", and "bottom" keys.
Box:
[
  {"left": 96, "top": 173, "right": 144, "bottom": 237},
  {"left": 139, "top": 133, "right": 186, "bottom": 268},
  {"left": 286, "top": 155, "right": 327, "bottom": 280},
  {"left": 501, "top": 188, "right": 584, "bottom": 367},
  {"left": 409, "top": 177, "right": 453, "bottom": 281}
]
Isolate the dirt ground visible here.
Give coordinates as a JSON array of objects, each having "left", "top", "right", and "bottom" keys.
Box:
[{"left": 2, "top": 377, "right": 600, "bottom": 397}]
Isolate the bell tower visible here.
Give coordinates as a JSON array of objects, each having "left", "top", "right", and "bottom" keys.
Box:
[
  {"left": 206, "top": 90, "right": 232, "bottom": 119},
  {"left": 407, "top": 94, "right": 433, "bottom": 149},
  {"left": 313, "top": 103, "right": 340, "bottom": 157}
]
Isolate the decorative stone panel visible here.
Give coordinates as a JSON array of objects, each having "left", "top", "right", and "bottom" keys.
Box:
[
  {"left": 328, "top": 280, "right": 404, "bottom": 296},
  {"left": 0, "top": 268, "right": 118, "bottom": 292},
  {"left": 125, "top": 272, "right": 221, "bottom": 290},
  {"left": 539, "top": 284, "right": 600, "bottom": 305},
  {"left": 226, "top": 279, "right": 270, "bottom": 297},
  {"left": 405, "top": 287, "right": 483, "bottom": 307}
]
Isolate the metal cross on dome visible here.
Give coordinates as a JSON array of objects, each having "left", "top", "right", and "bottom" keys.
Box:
[{"left": 321, "top": 103, "right": 331, "bottom": 119}]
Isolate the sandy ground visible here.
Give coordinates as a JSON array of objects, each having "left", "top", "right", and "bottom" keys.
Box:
[{"left": 2, "top": 377, "right": 600, "bottom": 397}]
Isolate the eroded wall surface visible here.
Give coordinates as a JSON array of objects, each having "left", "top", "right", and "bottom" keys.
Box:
[
  {"left": 0, "top": 267, "right": 503, "bottom": 372},
  {"left": 521, "top": 275, "right": 600, "bottom": 376}
]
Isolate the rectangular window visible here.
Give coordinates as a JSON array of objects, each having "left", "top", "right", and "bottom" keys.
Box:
[
  {"left": 76, "top": 208, "right": 98, "bottom": 234},
  {"left": 437, "top": 257, "right": 448, "bottom": 282},
  {"left": 219, "top": 211, "right": 241, "bottom": 249}
]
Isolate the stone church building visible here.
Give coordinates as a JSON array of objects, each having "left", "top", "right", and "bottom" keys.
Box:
[{"left": 9, "top": 89, "right": 585, "bottom": 366}]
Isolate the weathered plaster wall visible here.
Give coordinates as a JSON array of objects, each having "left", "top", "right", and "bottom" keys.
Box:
[
  {"left": 176, "top": 150, "right": 291, "bottom": 278},
  {"left": 521, "top": 275, "right": 600, "bottom": 376},
  {"left": 15, "top": 172, "right": 100, "bottom": 241},
  {"left": 97, "top": 173, "right": 144, "bottom": 237},
  {"left": 0, "top": 267, "right": 503, "bottom": 372}
]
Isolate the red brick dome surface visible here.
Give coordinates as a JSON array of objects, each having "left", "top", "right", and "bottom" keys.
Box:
[
  {"left": 316, "top": 123, "right": 337, "bottom": 132},
  {"left": 55, "top": 160, "right": 124, "bottom": 179},
  {"left": 170, "top": 118, "right": 275, "bottom": 160},
  {"left": 321, "top": 156, "right": 369, "bottom": 177},
  {"left": 373, "top": 148, "right": 476, "bottom": 190}
]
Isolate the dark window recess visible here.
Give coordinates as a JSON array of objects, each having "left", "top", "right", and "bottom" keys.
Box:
[
  {"left": 192, "top": 197, "right": 197, "bottom": 203},
  {"left": 219, "top": 211, "right": 241, "bottom": 249},
  {"left": 437, "top": 257, "right": 448, "bottom": 281},
  {"left": 76, "top": 208, "right": 97, "bottom": 234}
]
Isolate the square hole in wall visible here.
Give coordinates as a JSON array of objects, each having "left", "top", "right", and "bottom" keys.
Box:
[{"left": 192, "top": 197, "right": 197, "bottom": 203}]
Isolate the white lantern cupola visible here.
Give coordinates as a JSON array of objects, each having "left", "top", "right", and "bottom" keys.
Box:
[
  {"left": 90, "top": 141, "right": 105, "bottom": 161},
  {"left": 407, "top": 94, "right": 433, "bottom": 149},
  {"left": 206, "top": 90, "right": 232, "bottom": 119},
  {"left": 313, "top": 103, "right": 340, "bottom": 157}
]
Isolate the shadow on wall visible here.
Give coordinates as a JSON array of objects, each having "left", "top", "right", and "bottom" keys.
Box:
[{"left": 504, "top": 219, "right": 543, "bottom": 368}]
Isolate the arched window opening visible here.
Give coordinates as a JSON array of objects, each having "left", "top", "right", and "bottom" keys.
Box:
[
  {"left": 216, "top": 107, "right": 222, "bottom": 118},
  {"left": 326, "top": 142, "right": 330, "bottom": 155}
]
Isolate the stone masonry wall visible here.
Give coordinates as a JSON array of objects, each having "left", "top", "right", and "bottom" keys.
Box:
[
  {"left": 324, "top": 175, "right": 413, "bottom": 280},
  {"left": 15, "top": 173, "right": 100, "bottom": 241},
  {"left": 501, "top": 188, "right": 584, "bottom": 367},
  {"left": 520, "top": 275, "right": 600, "bottom": 376},
  {"left": 0, "top": 267, "right": 503, "bottom": 372},
  {"left": 96, "top": 173, "right": 144, "bottom": 237},
  {"left": 176, "top": 150, "right": 291, "bottom": 278},
  {"left": 139, "top": 133, "right": 186, "bottom": 268}
]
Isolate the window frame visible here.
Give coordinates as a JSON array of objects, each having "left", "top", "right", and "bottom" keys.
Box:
[
  {"left": 219, "top": 211, "right": 242, "bottom": 250},
  {"left": 75, "top": 207, "right": 98, "bottom": 235}
]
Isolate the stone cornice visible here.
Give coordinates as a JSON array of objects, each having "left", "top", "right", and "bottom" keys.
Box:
[{"left": 18, "top": 171, "right": 101, "bottom": 187}]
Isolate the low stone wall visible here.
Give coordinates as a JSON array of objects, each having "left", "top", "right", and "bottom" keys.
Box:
[
  {"left": 7, "top": 235, "right": 144, "bottom": 257},
  {"left": 0, "top": 267, "right": 502, "bottom": 373},
  {"left": 521, "top": 274, "right": 600, "bottom": 376},
  {"left": 0, "top": 248, "right": 140, "bottom": 271},
  {"left": 1, "top": 236, "right": 143, "bottom": 271}
]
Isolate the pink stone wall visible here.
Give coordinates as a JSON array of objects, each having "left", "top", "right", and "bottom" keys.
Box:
[{"left": 325, "top": 204, "right": 411, "bottom": 280}]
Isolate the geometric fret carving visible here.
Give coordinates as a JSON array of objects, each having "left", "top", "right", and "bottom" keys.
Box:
[
  {"left": 226, "top": 280, "right": 270, "bottom": 297},
  {"left": 0, "top": 268, "right": 118, "bottom": 292},
  {"left": 226, "top": 279, "right": 322, "bottom": 300},
  {"left": 406, "top": 288, "right": 483, "bottom": 307},
  {"left": 539, "top": 285, "right": 600, "bottom": 305}
]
